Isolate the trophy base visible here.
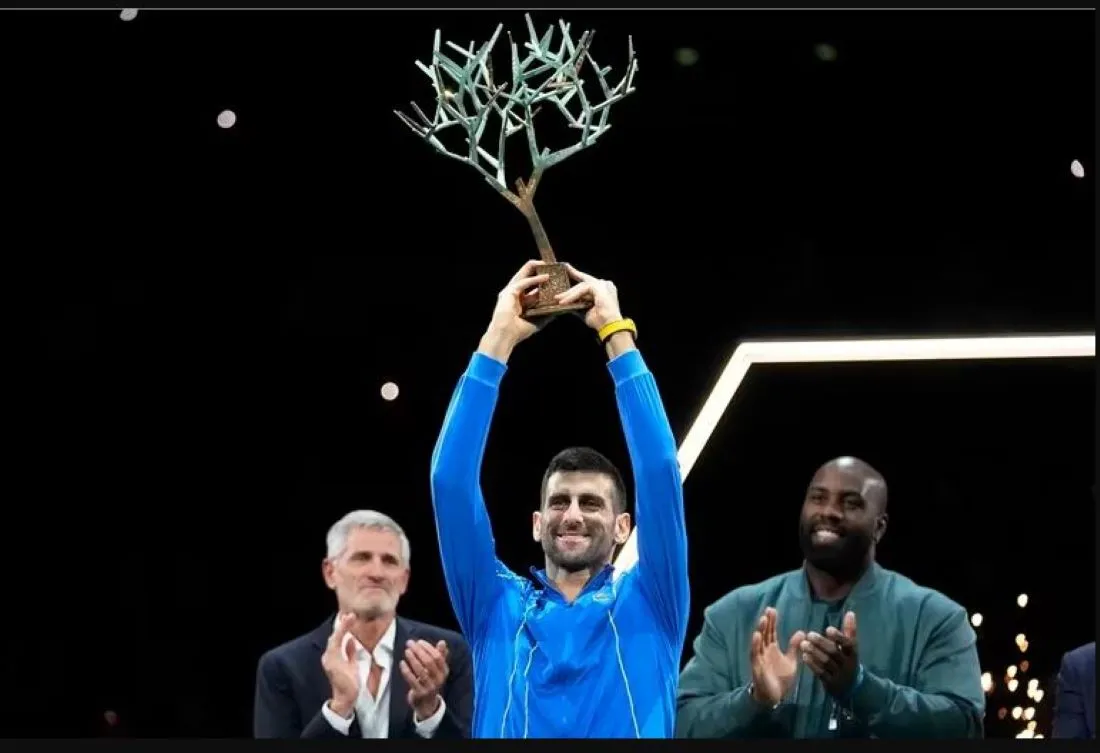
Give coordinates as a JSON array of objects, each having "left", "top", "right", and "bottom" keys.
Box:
[
  {"left": 525, "top": 301, "right": 590, "bottom": 318},
  {"left": 523, "top": 262, "right": 591, "bottom": 319}
]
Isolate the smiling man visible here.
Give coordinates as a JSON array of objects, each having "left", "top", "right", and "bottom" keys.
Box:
[
  {"left": 676, "top": 457, "right": 985, "bottom": 739},
  {"left": 429, "top": 260, "right": 690, "bottom": 738},
  {"left": 253, "top": 510, "right": 473, "bottom": 739}
]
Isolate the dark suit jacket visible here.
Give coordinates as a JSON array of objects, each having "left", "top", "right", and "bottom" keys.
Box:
[
  {"left": 1053, "top": 641, "right": 1095, "bottom": 739},
  {"left": 253, "top": 615, "right": 473, "bottom": 739}
]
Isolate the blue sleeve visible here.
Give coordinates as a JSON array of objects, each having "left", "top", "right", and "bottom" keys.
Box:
[
  {"left": 609, "top": 349, "right": 690, "bottom": 645},
  {"left": 429, "top": 352, "right": 512, "bottom": 643}
]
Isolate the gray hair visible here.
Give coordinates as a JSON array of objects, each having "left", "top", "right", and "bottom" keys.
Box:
[{"left": 325, "top": 510, "right": 411, "bottom": 566}]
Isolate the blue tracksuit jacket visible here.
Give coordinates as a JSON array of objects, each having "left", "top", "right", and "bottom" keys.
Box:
[{"left": 429, "top": 348, "right": 690, "bottom": 738}]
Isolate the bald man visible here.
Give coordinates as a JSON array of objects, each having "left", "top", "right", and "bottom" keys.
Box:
[{"left": 676, "top": 457, "right": 985, "bottom": 739}]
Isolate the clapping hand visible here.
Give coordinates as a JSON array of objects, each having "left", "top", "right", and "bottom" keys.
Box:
[
  {"left": 400, "top": 639, "right": 450, "bottom": 721},
  {"left": 801, "top": 611, "right": 861, "bottom": 700},
  {"left": 321, "top": 613, "right": 361, "bottom": 719},
  {"left": 750, "top": 607, "right": 806, "bottom": 707}
]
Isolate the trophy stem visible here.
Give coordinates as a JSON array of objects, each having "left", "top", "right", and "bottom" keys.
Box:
[
  {"left": 524, "top": 205, "right": 557, "bottom": 265},
  {"left": 515, "top": 192, "right": 583, "bottom": 318}
]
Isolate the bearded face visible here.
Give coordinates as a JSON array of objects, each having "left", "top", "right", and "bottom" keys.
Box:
[
  {"left": 798, "top": 511, "right": 876, "bottom": 578},
  {"left": 533, "top": 471, "right": 629, "bottom": 573},
  {"left": 798, "top": 465, "right": 885, "bottom": 579}
]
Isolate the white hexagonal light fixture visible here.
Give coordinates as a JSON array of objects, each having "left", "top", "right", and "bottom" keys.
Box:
[{"left": 613, "top": 333, "right": 1096, "bottom": 574}]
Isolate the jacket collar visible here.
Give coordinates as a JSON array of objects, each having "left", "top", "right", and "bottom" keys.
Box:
[
  {"left": 793, "top": 560, "right": 883, "bottom": 609},
  {"left": 529, "top": 563, "right": 614, "bottom": 602}
]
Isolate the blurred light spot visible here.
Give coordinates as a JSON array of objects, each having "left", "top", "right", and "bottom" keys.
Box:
[
  {"left": 217, "top": 109, "right": 237, "bottom": 129},
  {"left": 1017, "top": 729, "right": 1034, "bottom": 738},
  {"left": 1023, "top": 707, "right": 1035, "bottom": 720},
  {"left": 120, "top": 9, "right": 138, "bottom": 21},
  {"left": 1020, "top": 660, "right": 1030, "bottom": 673},
  {"left": 1017, "top": 593, "right": 1028, "bottom": 607},
  {"left": 675, "top": 47, "right": 699, "bottom": 66},
  {"left": 1071, "top": 159, "right": 1085, "bottom": 178},
  {"left": 1007, "top": 665, "right": 1018, "bottom": 678},
  {"left": 1012, "top": 706, "right": 1023, "bottom": 719},
  {"left": 381, "top": 381, "right": 400, "bottom": 401},
  {"left": 981, "top": 673, "right": 993, "bottom": 693},
  {"left": 104, "top": 710, "right": 119, "bottom": 726},
  {"left": 970, "top": 613, "right": 983, "bottom": 627},
  {"left": 1028, "top": 678, "right": 1039, "bottom": 689},
  {"left": 1008, "top": 678, "right": 1019, "bottom": 692},
  {"left": 1027, "top": 721, "right": 1037, "bottom": 731},
  {"left": 814, "top": 43, "right": 837, "bottom": 62},
  {"left": 1015, "top": 633, "right": 1027, "bottom": 646},
  {"left": 996, "top": 707, "right": 1007, "bottom": 720},
  {"left": 1033, "top": 689, "right": 1044, "bottom": 702}
]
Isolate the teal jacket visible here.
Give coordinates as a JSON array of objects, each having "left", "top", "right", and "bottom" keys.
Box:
[{"left": 676, "top": 563, "right": 985, "bottom": 738}]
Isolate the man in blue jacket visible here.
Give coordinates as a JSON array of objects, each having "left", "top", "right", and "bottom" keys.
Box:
[{"left": 429, "top": 259, "right": 690, "bottom": 738}]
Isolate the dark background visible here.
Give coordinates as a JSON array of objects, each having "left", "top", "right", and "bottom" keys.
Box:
[{"left": 5, "top": 8, "right": 1094, "bottom": 739}]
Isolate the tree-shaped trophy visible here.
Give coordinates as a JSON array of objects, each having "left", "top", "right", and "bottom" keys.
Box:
[{"left": 395, "top": 14, "right": 638, "bottom": 317}]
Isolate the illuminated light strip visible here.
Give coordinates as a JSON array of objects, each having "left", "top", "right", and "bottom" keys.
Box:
[{"left": 613, "top": 334, "right": 1095, "bottom": 574}]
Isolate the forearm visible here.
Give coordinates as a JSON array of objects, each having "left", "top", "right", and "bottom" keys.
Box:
[
  {"left": 437, "top": 656, "right": 474, "bottom": 739},
  {"left": 430, "top": 702, "right": 469, "bottom": 739},
  {"left": 304, "top": 705, "right": 351, "bottom": 738},
  {"left": 429, "top": 351, "right": 507, "bottom": 635},
  {"left": 430, "top": 352, "right": 503, "bottom": 494},
  {"left": 478, "top": 327, "right": 519, "bottom": 364},
  {"left": 604, "top": 329, "right": 637, "bottom": 360},
  {"left": 847, "top": 670, "right": 984, "bottom": 738},
  {"left": 610, "top": 346, "right": 689, "bottom": 636},
  {"left": 677, "top": 686, "right": 772, "bottom": 738}
]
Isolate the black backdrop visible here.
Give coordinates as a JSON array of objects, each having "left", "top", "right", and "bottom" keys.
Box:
[{"left": 7, "top": 8, "right": 1094, "bottom": 739}]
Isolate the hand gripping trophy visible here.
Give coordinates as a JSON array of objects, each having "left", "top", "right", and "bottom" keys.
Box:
[{"left": 394, "top": 14, "right": 638, "bottom": 317}]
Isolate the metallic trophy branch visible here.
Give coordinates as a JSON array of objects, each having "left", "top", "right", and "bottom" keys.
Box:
[{"left": 394, "top": 15, "right": 638, "bottom": 312}]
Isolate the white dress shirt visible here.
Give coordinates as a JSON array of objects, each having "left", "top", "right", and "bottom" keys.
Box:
[{"left": 320, "top": 617, "right": 446, "bottom": 738}]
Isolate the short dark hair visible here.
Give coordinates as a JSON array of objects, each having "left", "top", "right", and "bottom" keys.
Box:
[{"left": 540, "top": 446, "right": 628, "bottom": 515}]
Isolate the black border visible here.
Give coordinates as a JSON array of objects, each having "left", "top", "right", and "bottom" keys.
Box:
[{"left": 7, "top": 4, "right": 1095, "bottom": 746}]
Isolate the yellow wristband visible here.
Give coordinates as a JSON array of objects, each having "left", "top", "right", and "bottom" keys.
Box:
[{"left": 598, "top": 318, "right": 637, "bottom": 344}]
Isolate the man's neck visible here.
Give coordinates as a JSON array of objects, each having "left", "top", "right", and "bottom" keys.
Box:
[
  {"left": 804, "top": 559, "right": 872, "bottom": 602},
  {"left": 545, "top": 560, "right": 606, "bottom": 603},
  {"left": 347, "top": 612, "right": 396, "bottom": 652}
]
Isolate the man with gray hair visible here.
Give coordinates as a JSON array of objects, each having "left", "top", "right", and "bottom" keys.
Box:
[{"left": 253, "top": 510, "right": 474, "bottom": 739}]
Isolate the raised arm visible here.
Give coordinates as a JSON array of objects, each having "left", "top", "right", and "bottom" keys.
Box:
[
  {"left": 609, "top": 345, "right": 688, "bottom": 641},
  {"left": 428, "top": 356, "right": 508, "bottom": 639},
  {"left": 556, "top": 264, "right": 689, "bottom": 644},
  {"left": 428, "top": 261, "right": 552, "bottom": 640}
]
